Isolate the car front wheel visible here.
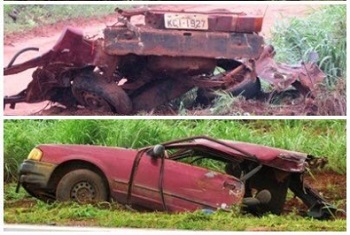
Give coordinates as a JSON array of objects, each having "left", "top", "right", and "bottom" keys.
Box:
[{"left": 56, "top": 169, "right": 108, "bottom": 203}]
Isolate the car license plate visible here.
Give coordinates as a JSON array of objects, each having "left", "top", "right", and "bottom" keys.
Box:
[{"left": 164, "top": 13, "right": 209, "bottom": 30}]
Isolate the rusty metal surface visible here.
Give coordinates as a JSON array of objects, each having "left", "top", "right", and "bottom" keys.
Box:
[
  {"left": 4, "top": 8, "right": 327, "bottom": 114},
  {"left": 256, "top": 45, "right": 326, "bottom": 94},
  {"left": 4, "top": 28, "right": 97, "bottom": 76},
  {"left": 117, "top": 7, "right": 263, "bottom": 33},
  {"left": 104, "top": 26, "right": 264, "bottom": 59},
  {"left": 145, "top": 11, "right": 263, "bottom": 33}
]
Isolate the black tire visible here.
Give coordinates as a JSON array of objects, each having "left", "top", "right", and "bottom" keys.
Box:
[
  {"left": 72, "top": 72, "right": 132, "bottom": 114},
  {"left": 56, "top": 169, "right": 108, "bottom": 204},
  {"left": 196, "top": 78, "right": 261, "bottom": 106},
  {"left": 227, "top": 77, "right": 262, "bottom": 99}
]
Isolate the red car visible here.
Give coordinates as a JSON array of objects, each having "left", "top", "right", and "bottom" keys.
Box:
[{"left": 17, "top": 136, "right": 335, "bottom": 219}]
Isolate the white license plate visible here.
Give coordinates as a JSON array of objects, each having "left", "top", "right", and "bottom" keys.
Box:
[{"left": 164, "top": 13, "right": 209, "bottom": 30}]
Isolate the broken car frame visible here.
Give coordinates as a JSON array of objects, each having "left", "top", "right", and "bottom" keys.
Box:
[{"left": 4, "top": 7, "right": 325, "bottom": 114}]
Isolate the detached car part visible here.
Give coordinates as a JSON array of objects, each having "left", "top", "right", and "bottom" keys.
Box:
[
  {"left": 17, "top": 136, "right": 336, "bottom": 219},
  {"left": 4, "top": 7, "right": 325, "bottom": 114}
]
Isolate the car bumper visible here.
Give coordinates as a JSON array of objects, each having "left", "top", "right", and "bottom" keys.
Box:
[{"left": 18, "top": 160, "right": 57, "bottom": 188}]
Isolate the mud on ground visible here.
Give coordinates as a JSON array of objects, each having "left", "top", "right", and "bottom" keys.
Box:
[{"left": 284, "top": 172, "right": 346, "bottom": 218}]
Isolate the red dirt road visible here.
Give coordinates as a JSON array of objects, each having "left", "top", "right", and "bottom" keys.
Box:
[{"left": 3, "top": 4, "right": 319, "bottom": 116}]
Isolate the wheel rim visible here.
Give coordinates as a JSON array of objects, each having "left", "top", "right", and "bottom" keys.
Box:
[
  {"left": 72, "top": 73, "right": 133, "bottom": 114},
  {"left": 71, "top": 181, "right": 96, "bottom": 203},
  {"left": 79, "top": 91, "right": 112, "bottom": 112}
]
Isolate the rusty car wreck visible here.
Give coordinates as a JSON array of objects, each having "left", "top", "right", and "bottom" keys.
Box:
[
  {"left": 4, "top": 7, "right": 325, "bottom": 114},
  {"left": 17, "top": 136, "right": 335, "bottom": 219}
]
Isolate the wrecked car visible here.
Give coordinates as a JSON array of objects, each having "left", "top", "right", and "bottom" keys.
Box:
[
  {"left": 17, "top": 136, "right": 335, "bottom": 219},
  {"left": 4, "top": 7, "right": 325, "bottom": 114}
]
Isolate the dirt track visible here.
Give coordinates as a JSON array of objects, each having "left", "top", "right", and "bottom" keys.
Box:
[{"left": 3, "top": 4, "right": 319, "bottom": 116}]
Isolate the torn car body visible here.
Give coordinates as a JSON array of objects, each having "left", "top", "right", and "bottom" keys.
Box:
[
  {"left": 17, "top": 136, "right": 335, "bottom": 219},
  {"left": 4, "top": 7, "right": 325, "bottom": 114}
]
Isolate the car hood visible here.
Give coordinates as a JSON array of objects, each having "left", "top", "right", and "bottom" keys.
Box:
[{"left": 37, "top": 144, "right": 138, "bottom": 164}]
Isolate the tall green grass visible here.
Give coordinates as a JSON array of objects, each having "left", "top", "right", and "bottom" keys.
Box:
[
  {"left": 270, "top": 5, "right": 346, "bottom": 85},
  {"left": 4, "top": 120, "right": 346, "bottom": 182}
]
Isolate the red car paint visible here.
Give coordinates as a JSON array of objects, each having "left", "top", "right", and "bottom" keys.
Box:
[
  {"left": 38, "top": 143, "right": 244, "bottom": 212},
  {"left": 18, "top": 136, "right": 335, "bottom": 219}
]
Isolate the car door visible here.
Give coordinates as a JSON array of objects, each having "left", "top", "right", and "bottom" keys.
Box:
[
  {"left": 160, "top": 157, "right": 245, "bottom": 212},
  {"left": 126, "top": 147, "right": 245, "bottom": 212}
]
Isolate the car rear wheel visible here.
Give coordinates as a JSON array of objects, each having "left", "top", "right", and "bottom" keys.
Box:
[
  {"left": 56, "top": 169, "right": 108, "bottom": 203},
  {"left": 72, "top": 72, "right": 132, "bottom": 114}
]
